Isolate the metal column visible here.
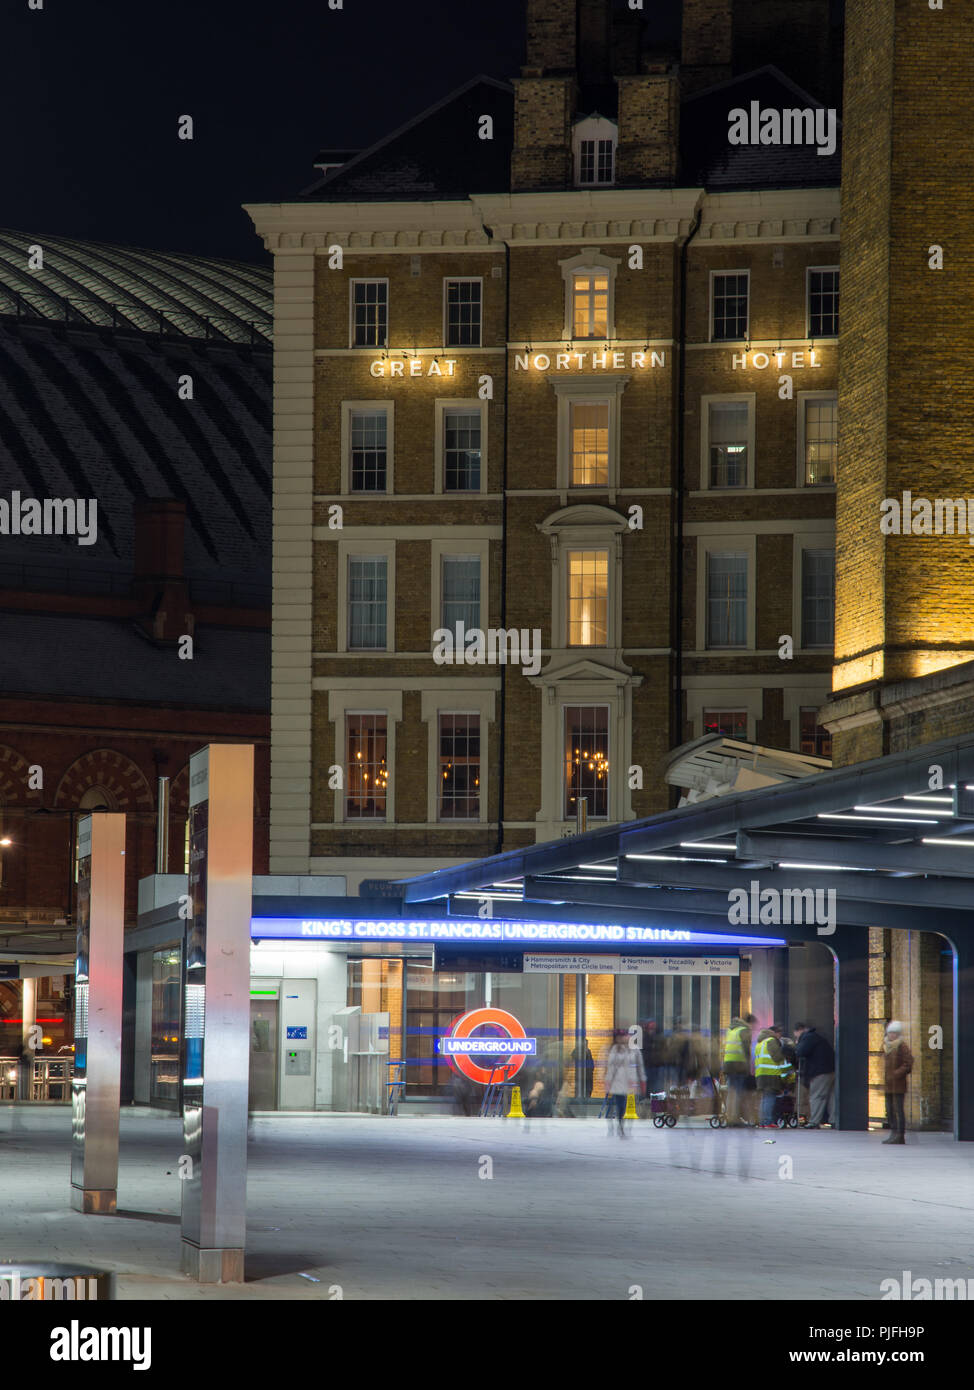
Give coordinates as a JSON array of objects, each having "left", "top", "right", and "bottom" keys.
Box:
[
  {"left": 180, "top": 744, "right": 254, "bottom": 1283},
  {"left": 832, "top": 926, "right": 869, "bottom": 1132},
  {"left": 944, "top": 928, "right": 974, "bottom": 1142},
  {"left": 70, "top": 813, "right": 126, "bottom": 1214}
]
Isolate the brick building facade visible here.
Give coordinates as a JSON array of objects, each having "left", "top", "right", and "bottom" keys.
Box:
[{"left": 249, "top": 0, "right": 840, "bottom": 894}]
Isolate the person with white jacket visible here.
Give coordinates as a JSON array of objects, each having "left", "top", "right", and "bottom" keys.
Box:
[{"left": 599, "top": 1028, "right": 647, "bottom": 1137}]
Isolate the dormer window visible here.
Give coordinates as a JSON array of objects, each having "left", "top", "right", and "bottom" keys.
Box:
[{"left": 573, "top": 116, "right": 617, "bottom": 188}]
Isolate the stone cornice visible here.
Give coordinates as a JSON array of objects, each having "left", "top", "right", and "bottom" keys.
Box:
[{"left": 244, "top": 185, "right": 841, "bottom": 253}]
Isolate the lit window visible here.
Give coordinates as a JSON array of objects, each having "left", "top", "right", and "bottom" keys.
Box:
[
  {"left": 445, "top": 280, "right": 482, "bottom": 347},
  {"left": 567, "top": 550, "right": 608, "bottom": 646},
  {"left": 800, "top": 707, "right": 832, "bottom": 758},
  {"left": 348, "top": 557, "right": 387, "bottom": 649},
  {"left": 349, "top": 409, "right": 388, "bottom": 491},
  {"left": 570, "top": 401, "right": 609, "bottom": 486},
  {"left": 804, "top": 397, "right": 837, "bottom": 485},
  {"left": 346, "top": 714, "right": 388, "bottom": 819},
  {"left": 708, "top": 401, "right": 749, "bottom": 488},
  {"left": 441, "top": 556, "right": 480, "bottom": 631},
  {"left": 801, "top": 550, "right": 834, "bottom": 649},
  {"left": 712, "top": 272, "right": 749, "bottom": 341},
  {"left": 572, "top": 273, "right": 609, "bottom": 339},
  {"left": 564, "top": 706, "right": 609, "bottom": 819},
  {"left": 703, "top": 710, "right": 748, "bottom": 740},
  {"left": 351, "top": 280, "right": 388, "bottom": 348},
  {"left": 443, "top": 409, "right": 481, "bottom": 491},
  {"left": 808, "top": 269, "right": 839, "bottom": 337},
  {"left": 706, "top": 553, "right": 747, "bottom": 648},
  {"left": 439, "top": 714, "right": 480, "bottom": 820}
]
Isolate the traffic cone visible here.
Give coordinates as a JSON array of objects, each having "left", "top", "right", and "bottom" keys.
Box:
[
  {"left": 624, "top": 1093, "right": 638, "bottom": 1120},
  {"left": 507, "top": 1086, "right": 525, "bottom": 1119}
]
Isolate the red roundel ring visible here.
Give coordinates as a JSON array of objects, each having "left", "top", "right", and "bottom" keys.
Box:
[{"left": 444, "top": 1006, "right": 530, "bottom": 1085}]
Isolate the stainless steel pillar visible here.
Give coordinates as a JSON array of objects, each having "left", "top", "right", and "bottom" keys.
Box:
[
  {"left": 70, "top": 814, "right": 125, "bottom": 1214},
  {"left": 180, "top": 744, "right": 254, "bottom": 1283}
]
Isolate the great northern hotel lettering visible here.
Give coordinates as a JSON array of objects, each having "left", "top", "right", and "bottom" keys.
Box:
[{"left": 369, "top": 348, "right": 827, "bottom": 376}]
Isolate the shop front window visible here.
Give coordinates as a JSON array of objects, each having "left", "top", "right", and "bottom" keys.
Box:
[{"left": 151, "top": 945, "right": 181, "bottom": 1106}]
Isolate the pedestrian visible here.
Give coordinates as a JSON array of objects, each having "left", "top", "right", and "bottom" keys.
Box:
[
  {"left": 722, "top": 1013, "right": 756, "bottom": 1126},
  {"left": 640, "top": 1019, "right": 664, "bottom": 1097},
  {"left": 754, "top": 1022, "right": 794, "bottom": 1128},
  {"left": 599, "top": 1028, "right": 646, "bottom": 1138},
  {"left": 793, "top": 1021, "right": 835, "bottom": 1129},
  {"left": 882, "top": 1021, "right": 913, "bottom": 1145}
]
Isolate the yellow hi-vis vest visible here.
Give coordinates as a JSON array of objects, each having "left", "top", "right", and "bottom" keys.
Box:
[
  {"left": 723, "top": 1026, "right": 747, "bottom": 1065},
  {"left": 755, "top": 1036, "right": 792, "bottom": 1080}
]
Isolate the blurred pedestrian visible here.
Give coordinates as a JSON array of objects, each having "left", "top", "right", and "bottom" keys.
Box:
[
  {"left": 794, "top": 1021, "right": 835, "bottom": 1128},
  {"left": 882, "top": 1021, "right": 913, "bottom": 1145},
  {"left": 722, "top": 1013, "right": 756, "bottom": 1126},
  {"left": 600, "top": 1028, "right": 646, "bottom": 1138},
  {"left": 754, "top": 1022, "right": 794, "bottom": 1128}
]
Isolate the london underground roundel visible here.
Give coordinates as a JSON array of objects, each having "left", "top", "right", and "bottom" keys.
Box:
[{"left": 439, "top": 1006, "right": 536, "bottom": 1085}]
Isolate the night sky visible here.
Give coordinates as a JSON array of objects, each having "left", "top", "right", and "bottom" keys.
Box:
[{"left": 5, "top": 0, "right": 531, "bottom": 264}]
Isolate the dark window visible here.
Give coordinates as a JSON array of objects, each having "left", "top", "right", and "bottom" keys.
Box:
[
  {"left": 800, "top": 707, "right": 832, "bottom": 758},
  {"left": 706, "top": 553, "right": 748, "bottom": 647},
  {"left": 808, "top": 269, "right": 839, "bottom": 337},
  {"left": 352, "top": 281, "right": 387, "bottom": 347},
  {"left": 441, "top": 556, "right": 480, "bottom": 630},
  {"left": 443, "top": 409, "right": 481, "bottom": 490},
  {"left": 445, "top": 280, "right": 482, "bottom": 346},
  {"left": 349, "top": 409, "right": 387, "bottom": 491},
  {"left": 708, "top": 400, "right": 749, "bottom": 487},
  {"left": 801, "top": 550, "right": 835, "bottom": 648},
  {"left": 348, "top": 557, "right": 387, "bottom": 649},
  {"left": 579, "top": 138, "right": 614, "bottom": 185},
  {"left": 712, "top": 272, "right": 749, "bottom": 341}
]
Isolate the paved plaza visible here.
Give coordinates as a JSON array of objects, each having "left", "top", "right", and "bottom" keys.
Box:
[{"left": 0, "top": 1107, "right": 971, "bottom": 1300}]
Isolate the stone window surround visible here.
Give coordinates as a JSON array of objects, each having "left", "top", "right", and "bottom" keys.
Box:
[
  {"left": 696, "top": 533, "right": 757, "bottom": 652},
  {"left": 432, "top": 397, "right": 488, "bottom": 495},
  {"left": 796, "top": 389, "right": 838, "bottom": 489},
  {"left": 420, "top": 688, "right": 496, "bottom": 825},
  {"left": 340, "top": 400, "right": 395, "bottom": 495},
  {"left": 551, "top": 374, "right": 629, "bottom": 496},
  {"left": 538, "top": 504, "right": 628, "bottom": 654},
  {"left": 336, "top": 536, "right": 397, "bottom": 653},
  {"left": 699, "top": 391, "right": 756, "bottom": 491},
  {"left": 327, "top": 688, "right": 403, "bottom": 825},
  {"left": 558, "top": 247, "right": 621, "bottom": 341}
]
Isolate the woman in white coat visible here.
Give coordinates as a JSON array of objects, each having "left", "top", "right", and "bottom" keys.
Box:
[{"left": 600, "top": 1028, "right": 647, "bottom": 1137}]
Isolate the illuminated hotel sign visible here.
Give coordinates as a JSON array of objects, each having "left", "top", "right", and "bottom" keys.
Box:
[
  {"left": 732, "top": 349, "right": 824, "bottom": 370},
  {"left": 514, "top": 350, "right": 665, "bottom": 371},
  {"left": 438, "top": 1007, "right": 535, "bottom": 1084},
  {"left": 251, "top": 917, "right": 786, "bottom": 948}
]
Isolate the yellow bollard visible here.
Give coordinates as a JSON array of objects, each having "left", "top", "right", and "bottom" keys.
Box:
[
  {"left": 507, "top": 1086, "right": 525, "bottom": 1119},
  {"left": 624, "top": 1093, "right": 638, "bottom": 1120}
]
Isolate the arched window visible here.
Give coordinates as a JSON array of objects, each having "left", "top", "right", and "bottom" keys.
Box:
[
  {"left": 79, "top": 787, "right": 114, "bottom": 811},
  {"left": 573, "top": 115, "right": 617, "bottom": 188}
]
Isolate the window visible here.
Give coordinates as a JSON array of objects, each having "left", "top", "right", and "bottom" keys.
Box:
[
  {"left": 444, "top": 279, "right": 482, "bottom": 346},
  {"left": 564, "top": 706, "right": 609, "bottom": 819},
  {"left": 800, "top": 707, "right": 832, "bottom": 758},
  {"left": 349, "top": 408, "right": 388, "bottom": 491},
  {"left": 567, "top": 550, "right": 608, "bottom": 646},
  {"left": 703, "top": 710, "right": 748, "bottom": 740},
  {"left": 570, "top": 400, "right": 609, "bottom": 486},
  {"left": 347, "top": 556, "right": 387, "bottom": 650},
  {"left": 346, "top": 714, "right": 388, "bottom": 819},
  {"left": 579, "top": 139, "right": 614, "bottom": 185},
  {"left": 711, "top": 272, "right": 749, "bottom": 341},
  {"left": 438, "top": 714, "right": 480, "bottom": 820},
  {"left": 802, "top": 395, "right": 837, "bottom": 485},
  {"left": 441, "top": 555, "right": 480, "bottom": 631},
  {"left": 572, "top": 272, "right": 609, "bottom": 339},
  {"left": 708, "top": 400, "right": 749, "bottom": 488},
  {"left": 801, "top": 550, "right": 835, "bottom": 648},
  {"left": 443, "top": 409, "right": 481, "bottom": 491},
  {"left": 706, "top": 553, "right": 748, "bottom": 648},
  {"left": 350, "top": 280, "right": 388, "bottom": 348},
  {"left": 572, "top": 116, "right": 617, "bottom": 188},
  {"left": 808, "top": 268, "right": 839, "bottom": 337}
]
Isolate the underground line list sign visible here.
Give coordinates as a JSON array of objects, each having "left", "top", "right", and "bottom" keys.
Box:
[{"left": 438, "top": 1006, "right": 536, "bottom": 1085}]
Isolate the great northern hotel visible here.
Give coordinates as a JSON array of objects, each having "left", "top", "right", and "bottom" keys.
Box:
[{"left": 248, "top": 0, "right": 842, "bottom": 901}]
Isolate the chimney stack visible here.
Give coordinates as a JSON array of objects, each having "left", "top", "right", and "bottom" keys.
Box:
[
  {"left": 511, "top": 0, "right": 578, "bottom": 191},
  {"left": 681, "top": 0, "right": 733, "bottom": 96}
]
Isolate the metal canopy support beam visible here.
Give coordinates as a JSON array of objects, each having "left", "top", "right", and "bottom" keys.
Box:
[
  {"left": 738, "top": 830, "right": 974, "bottom": 877},
  {"left": 938, "top": 927, "right": 974, "bottom": 1142}
]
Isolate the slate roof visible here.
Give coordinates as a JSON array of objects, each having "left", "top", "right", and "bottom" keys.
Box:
[
  {"left": 0, "top": 234, "right": 272, "bottom": 598},
  {"left": 0, "top": 612, "right": 269, "bottom": 710}
]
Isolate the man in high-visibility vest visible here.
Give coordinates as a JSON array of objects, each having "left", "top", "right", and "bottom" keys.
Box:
[
  {"left": 722, "top": 1014, "right": 756, "bottom": 1126},
  {"left": 755, "top": 1023, "right": 795, "bottom": 1128}
]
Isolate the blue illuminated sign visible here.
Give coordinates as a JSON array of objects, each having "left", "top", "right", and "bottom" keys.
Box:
[
  {"left": 439, "top": 1036, "right": 536, "bottom": 1056},
  {"left": 251, "top": 917, "right": 785, "bottom": 949}
]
